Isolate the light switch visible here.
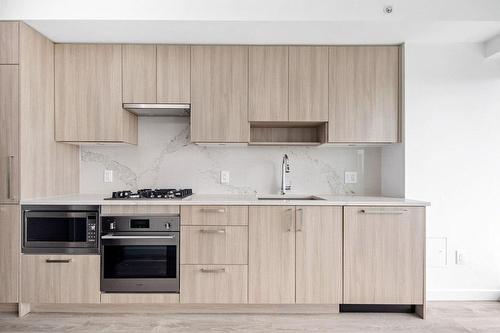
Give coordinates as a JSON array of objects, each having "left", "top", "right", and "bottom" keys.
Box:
[
  {"left": 344, "top": 171, "right": 358, "bottom": 184},
  {"left": 220, "top": 171, "right": 230, "bottom": 184},
  {"left": 104, "top": 169, "right": 113, "bottom": 183}
]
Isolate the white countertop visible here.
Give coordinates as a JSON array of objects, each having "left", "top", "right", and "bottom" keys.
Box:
[{"left": 21, "top": 193, "right": 430, "bottom": 207}]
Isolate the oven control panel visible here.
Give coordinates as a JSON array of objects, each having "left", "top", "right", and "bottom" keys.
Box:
[{"left": 101, "top": 215, "right": 180, "bottom": 233}]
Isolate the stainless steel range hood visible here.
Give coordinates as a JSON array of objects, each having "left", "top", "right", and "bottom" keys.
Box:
[{"left": 123, "top": 103, "right": 190, "bottom": 117}]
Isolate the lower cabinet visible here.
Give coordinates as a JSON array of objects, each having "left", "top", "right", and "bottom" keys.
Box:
[
  {"left": 0, "top": 205, "right": 20, "bottom": 303},
  {"left": 343, "top": 206, "right": 425, "bottom": 304},
  {"left": 248, "top": 206, "right": 342, "bottom": 304},
  {"left": 180, "top": 265, "right": 248, "bottom": 303},
  {"left": 248, "top": 206, "right": 295, "bottom": 304},
  {"left": 295, "top": 206, "right": 342, "bottom": 304},
  {"left": 21, "top": 255, "right": 100, "bottom": 303}
]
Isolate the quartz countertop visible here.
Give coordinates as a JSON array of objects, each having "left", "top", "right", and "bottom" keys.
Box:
[{"left": 21, "top": 193, "right": 430, "bottom": 207}]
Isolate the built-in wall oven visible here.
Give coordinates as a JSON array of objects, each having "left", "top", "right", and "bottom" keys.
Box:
[
  {"left": 100, "top": 215, "right": 180, "bottom": 293},
  {"left": 22, "top": 205, "right": 99, "bottom": 254}
]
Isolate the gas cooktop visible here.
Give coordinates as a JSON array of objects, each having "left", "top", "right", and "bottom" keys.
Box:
[{"left": 105, "top": 188, "right": 193, "bottom": 200}]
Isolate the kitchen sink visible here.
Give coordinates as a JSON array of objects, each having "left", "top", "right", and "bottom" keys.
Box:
[{"left": 257, "top": 195, "right": 326, "bottom": 201}]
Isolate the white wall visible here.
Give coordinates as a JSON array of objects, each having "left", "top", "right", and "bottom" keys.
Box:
[{"left": 405, "top": 43, "right": 500, "bottom": 300}]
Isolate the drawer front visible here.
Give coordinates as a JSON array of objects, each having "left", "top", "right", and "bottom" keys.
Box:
[
  {"left": 101, "top": 293, "right": 179, "bottom": 304},
  {"left": 180, "top": 265, "right": 247, "bottom": 303},
  {"left": 101, "top": 205, "right": 180, "bottom": 216},
  {"left": 181, "top": 206, "right": 248, "bottom": 225},
  {"left": 21, "top": 255, "right": 100, "bottom": 304},
  {"left": 181, "top": 226, "right": 248, "bottom": 264}
]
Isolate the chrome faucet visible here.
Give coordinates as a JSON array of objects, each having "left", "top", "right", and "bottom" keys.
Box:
[{"left": 281, "top": 154, "right": 291, "bottom": 195}]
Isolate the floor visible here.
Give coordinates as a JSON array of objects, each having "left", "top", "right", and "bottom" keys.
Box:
[{"left": 1, "top": 302, "right": 500, "bottom": 333}]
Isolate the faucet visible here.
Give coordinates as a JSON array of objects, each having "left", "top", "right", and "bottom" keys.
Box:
[{"left": 280, "top": 154, "right": 291, "bottom": 195}]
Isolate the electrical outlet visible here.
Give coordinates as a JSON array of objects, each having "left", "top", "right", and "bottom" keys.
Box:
[
  {"left": 104, "top": 169, "right": 113, "bottom": 183},
  {"left": 344, "top": 171, "right": 358, "bottom": 184},
  {"left": 456, "top": 250, "right": 466, "bottom": 265},
  {"left": 220, "top": 171, "right": 230, "bottom": 184}
]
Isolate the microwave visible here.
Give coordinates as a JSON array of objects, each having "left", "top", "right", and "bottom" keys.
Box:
[{"left": 22, "top": 205, "right": 99, "bottom": 254}]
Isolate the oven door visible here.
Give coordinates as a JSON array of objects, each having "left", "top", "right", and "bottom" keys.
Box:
[
  {"left": 101, "top": 233, "right": 179, "bottom": 293},
  {"left": 23, "top": 211, "right": 97, "bottom": 251}
]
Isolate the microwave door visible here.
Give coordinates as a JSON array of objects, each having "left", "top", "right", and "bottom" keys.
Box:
[{"left": 24, "top": 211, "right": 93, "bottom": 248}]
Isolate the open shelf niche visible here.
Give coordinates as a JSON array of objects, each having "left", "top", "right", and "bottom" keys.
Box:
[{"left": 249, "top": 121, "right": 328, "bottom": 146}]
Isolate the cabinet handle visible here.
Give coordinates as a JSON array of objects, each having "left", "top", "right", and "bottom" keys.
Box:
[
  {"left": 45, "top": 259, "right": 72, "bottom": 263},
  {"left": 7, "top": 155, "right": 14, "bottom": 199},
  {"left": 200, "top": 268, "right": 225, "bottom": 273},
  {"left": 296, "top": 208, "right": 303, "bottom": 232},
  {"left": 200, "top": 229, "right": 226, "bottom": 234},
  {"left": 201, "top": 208, "right": 226, "bottom": 213},
  {"left": 286, "top": 208, "right": 293, "bottom": 232},
  {"left": 359, "top": 209, "right": 408, "bottom": 215}
]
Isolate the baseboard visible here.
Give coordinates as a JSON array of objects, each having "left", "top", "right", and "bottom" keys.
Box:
[
  {"left": 428, "top": 289, "right": 500, "bottom": 301},
  {"left": 0, "top": 303, "right": 17, "bottom": 312},
  {"left": 31, "top": 303, "right": 340, "bottom": 314}
]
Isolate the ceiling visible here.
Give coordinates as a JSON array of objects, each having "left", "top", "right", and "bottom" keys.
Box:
[{"left": 1, "top": 0, "right": 500, "bottom": 44}]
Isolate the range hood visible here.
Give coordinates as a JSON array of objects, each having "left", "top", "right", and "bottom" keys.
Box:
[{"left": 123, "top": 103, "right": 190, "bottom": 117}]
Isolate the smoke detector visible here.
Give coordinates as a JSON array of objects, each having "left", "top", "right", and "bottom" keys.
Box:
[{"left": 383, "top": 5, "right": 393, "bottom": 14}]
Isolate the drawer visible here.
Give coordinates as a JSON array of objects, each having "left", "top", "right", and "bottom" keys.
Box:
[
  {"left": 181, "top": 206, "right": 248, "bottom": 225},
  {"left": 180, "top": 265, "right": 247, "bottom": 303},
  {"left": 101, "top": 293, "right": 179, "bottom": 304},
  {"left": 181, "top": 226, "right": 248, "bottom": 264},
  {"left": 21, "top": 255, "right": 100, "bottom": 303},
  {"left": 101, "top": 205, "right": 179, "bottom": 216}
]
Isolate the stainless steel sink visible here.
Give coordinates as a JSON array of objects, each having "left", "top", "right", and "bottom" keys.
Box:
[{"left": 257, "top": 195, "right": 325, "bottom": 201}]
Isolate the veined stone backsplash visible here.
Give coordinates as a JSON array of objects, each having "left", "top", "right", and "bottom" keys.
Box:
[{"left": 80, "top": 117, "right": 382, "bottom": 195}]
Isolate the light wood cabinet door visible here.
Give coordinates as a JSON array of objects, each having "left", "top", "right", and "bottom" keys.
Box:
[
  {"left": 55, "top": 44, "right": 137, "bottom": 143},
  {"left": 122, "top": 44, "right": 156, "bottom": 103},
  {"left": 288, "top": 46, "right": 328, "bottom": 122},
  {"left": 329, "top": 46, "right": 400, "bottom": 143},
  {"left": 181, "top": 226, "right": 248, "bottom": 264},
  {"left": 0, "top": 22, "right": 19, "bottom": 64},
  {"left": 295, "top": 206, "right": 342, "bottom": 304},
  {"left": 180, "top": 265, "right": 247, "bottom": 303},
  {"left": 157, "top": 45, "right": 191, "bottom": 103},
  {"left": 248, "top": 46, "right": 288, "bottom": 121},
  {"left": 0, "top": 65, "right": 19, "bottom": 203},
  {"left": 21, "top": 255, "right": 100, "bottom": 303},
  {"left": 248, "top": 206, "right": 295, "bottom": 304},
  {"left": 191, "top": 46, "right": 249, "bottom": 142},
  {"left": 0, "top": 205, "right": 20, "bottom": 302},
  {"left": 343, "top": 206, "right": 425, "bottom": 304},
  {"left": 181, "top": 206, "right": 248, "bottom": 226}
]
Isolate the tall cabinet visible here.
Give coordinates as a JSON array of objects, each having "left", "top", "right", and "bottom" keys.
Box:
[{"left": 0, "top": 22, "right": 80, "bottom": 305}]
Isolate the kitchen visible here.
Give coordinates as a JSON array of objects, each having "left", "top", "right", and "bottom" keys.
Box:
[{"left": 1, "top": 1, "right": 500, "bottom": 332}]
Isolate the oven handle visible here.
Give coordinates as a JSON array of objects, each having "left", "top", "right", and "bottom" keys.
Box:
[{"left": 101, "top": 235, "right": 176, "bottom": 239}]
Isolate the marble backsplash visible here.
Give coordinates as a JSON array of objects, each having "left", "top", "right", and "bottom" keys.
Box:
[{"left": 80, "top": 117, "right": 382, "bottom": 195}]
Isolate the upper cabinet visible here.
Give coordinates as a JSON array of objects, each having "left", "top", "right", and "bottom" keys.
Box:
[
  {"left": 157, "top": 45, "right": 191, "bottom": 103},
  {"left": 122, "top": 44, "right": 191, "bottom": 104},
  {"left": 248, "top": 46, "right": 288, "bottom": 122},
  {"left": 122, "top": 44, "right": 156, "bottom": 103},
  {"left": 191, "top": 46, "right": 249, "bottom": 143},
  {"left": 0, "top": 22, "right": 19, "bottom": 64},
  {"left": 329, "top": 46, "right": 400, "bottom": 143},
  {"left": 55, "top": 44, "right": 137, "bottom": 143},
  {"left": 289, "top": 46, "right": 329, "bottom": 122}
]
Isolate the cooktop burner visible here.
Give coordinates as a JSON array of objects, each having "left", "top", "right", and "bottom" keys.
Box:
[{"left": 105, "top": 188, "right": 193, "bottom": 200}]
